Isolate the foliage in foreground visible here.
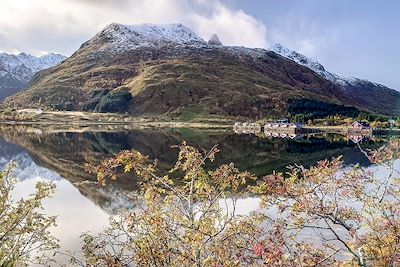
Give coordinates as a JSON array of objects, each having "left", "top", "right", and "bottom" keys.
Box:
[
  {"left": 0, "top": 164, "right": 58, "bottom": 267},
  {"left": 67, "top": 140, "right": 400, "bottom": 267},
  {"left": 1, "top": 139, "right": 400, "bottom": 266}
]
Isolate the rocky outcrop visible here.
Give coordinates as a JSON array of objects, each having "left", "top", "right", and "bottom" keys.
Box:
[{"left": 208, "top": 34, "right": 222, "bottom": 46}]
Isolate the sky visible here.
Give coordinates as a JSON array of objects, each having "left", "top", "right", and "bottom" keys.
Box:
[{"left": 0, "top": 0, "right": 399, "bottom": 89}]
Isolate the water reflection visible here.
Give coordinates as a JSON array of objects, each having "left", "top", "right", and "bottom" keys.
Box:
[
  {"left": 0, "top": 139, "right": 61, "bottom": 181},
  {"left": 13, "top": 178, "right": 109, "bottom": 262},
  {"left": 0, "top": 128, "right": 384, "bottom": 178},
  {"left": 0, "top": 126, "right": 387, "bottom": 213},
  {"left": 0, "top": 126, "right": 390, "bottom": 259}
]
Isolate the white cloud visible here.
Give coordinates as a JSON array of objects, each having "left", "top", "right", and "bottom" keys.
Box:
[
  {"left": 189, "top": 1, "right": 268, "bottom": 48},
  {"left": 0, "top": 0, "right": 268, "bottom": 55}
]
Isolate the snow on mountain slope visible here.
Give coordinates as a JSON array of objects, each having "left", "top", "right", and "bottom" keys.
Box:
[
  {"left": 0, "top": 52, "right": 66, "bottom": 82},
  {"left": 0, "top": 151, "right": 62, "bottom": 181},
  {"left": 85, "top": 23, "right": 207, "bottom": 53},
  {"left": 270, "top": 43, "right": 400, "bottom": 116},
  {"left": 0, "top": 138, "right": 61, "bottom": 181},
  {"left": 0, "top": 52, "right": 66, "bottom": 101},
  {"left": 270, "top": 43, "right": 374, "bottom": 87}
]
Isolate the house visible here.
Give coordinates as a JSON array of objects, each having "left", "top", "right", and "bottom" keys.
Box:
[{"left": 350, "top": 121, "right": 371, "bottom": 130}]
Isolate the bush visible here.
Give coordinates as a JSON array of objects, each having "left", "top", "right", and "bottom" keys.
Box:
[
  {"left": 374, "top": 115, "right": 388, "bottom": 122},
  {"left": 82, "top": 98, "right": 99, "bottom": 111},
  {"left": 356, "top": 112, "right": 371, "bottom": 121},
  {"left": 74, "top": 141, "right": 400, "bottom": 266},
  {"left": 0, "top": 164, "right": 58, "bottom": 265}
]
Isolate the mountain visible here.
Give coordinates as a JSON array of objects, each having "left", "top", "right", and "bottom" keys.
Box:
[
  {"left": 0, "top": 52, "right": 66, "bottom": 101},
  {"left": 3, "top": 23, "right": 400, "bottom": 118},
  {"left": 271, "top": 43, "right": 400, "bottom": 116}
]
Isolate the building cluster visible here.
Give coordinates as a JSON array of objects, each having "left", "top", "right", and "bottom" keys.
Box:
[
  {"left": 234, "top": 120, "right": 373, "bottom": 139},
  {"left": 233, "top": 122, "right": 262, "bottom": 134},
  {"left": 264, "top": 122, "right": 302, "bottom": 132},
  {"left": 264, "top": 132, "right": 300, "bottom": 139},
  {"left": 234, "top": 122, "right": 303, "bottom": 139},
  {"left": 234, "top": 121, "right": 303, "bottom": 136}
]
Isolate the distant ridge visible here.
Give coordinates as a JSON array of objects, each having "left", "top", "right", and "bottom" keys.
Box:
[
  {"left": 271, "top": 43, "right": 400, "bottom": 116},
  {"left": 0, "top": 52, "right": 66, "bottom": 101}
]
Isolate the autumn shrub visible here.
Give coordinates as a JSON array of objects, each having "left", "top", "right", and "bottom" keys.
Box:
[
  {"left": 61, "top": 138, "right": 400, "bottom": 267},
  {"left": 0, "top": 163, "right": 58, "bottom": 267},
  {"left": 79, "top": 144, "right": 267, "bottom": 266}
]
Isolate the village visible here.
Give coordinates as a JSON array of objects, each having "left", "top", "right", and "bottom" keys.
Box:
[{"left": 233, "top": 118, "right": 377, "bottom": 142}]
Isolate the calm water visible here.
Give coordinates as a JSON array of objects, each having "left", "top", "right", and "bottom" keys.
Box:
[{"left": 0, "top": 126, "right": 389, "bottom": 258}]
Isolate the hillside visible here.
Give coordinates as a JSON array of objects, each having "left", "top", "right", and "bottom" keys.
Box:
[
  {"left": 0, "top": 52, "right": 66, "bottom": 101},
  {"left": 3, "top": 23, "right": 400, "bottom": 118},
  {"left": 271, "top": 43, "right": 400, "bottom": 116}
]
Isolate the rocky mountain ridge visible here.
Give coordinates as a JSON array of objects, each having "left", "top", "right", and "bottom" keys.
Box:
[
  {"left": 270, "top": 43, "right": 381, "bottom": 87},
  {"left": 84, "top": 23, "right": 207, "bottom": 54},
  {"left": 0, "top": 52, "right": 66, "bottom": 101},
  {"left": 270, "top": 43, "right": 400, "bottom": 115}
]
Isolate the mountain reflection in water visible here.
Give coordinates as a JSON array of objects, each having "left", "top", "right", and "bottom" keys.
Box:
[
  {"left": 0, "top": 126, "right": 388, "bottom": 258},
  {"left": 0, "top": 127, "right": 385, "bottom": 211}
]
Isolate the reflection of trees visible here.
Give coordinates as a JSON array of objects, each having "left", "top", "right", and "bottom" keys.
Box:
[{"left": 0, "top": 128, "right": 384, "bottom": 212}]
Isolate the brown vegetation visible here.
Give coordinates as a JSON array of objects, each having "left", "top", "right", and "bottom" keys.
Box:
[{"left": 6, "top": 43, "right": 395, "bottom": 118}]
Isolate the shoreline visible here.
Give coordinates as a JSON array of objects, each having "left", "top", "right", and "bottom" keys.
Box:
[
  {"left": 2, "top": 120, "right": 400, "bottom": 137},
  {"left": 1, "top": 110, "right": 399, "bottom": 135}
]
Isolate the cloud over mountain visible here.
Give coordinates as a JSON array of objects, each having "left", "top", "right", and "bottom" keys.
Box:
[{"left": 0, "top": 0, "right": 268, "bottom": 56}]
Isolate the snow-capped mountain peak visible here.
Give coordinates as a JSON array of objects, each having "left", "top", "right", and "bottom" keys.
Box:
[
  {"left": 0, "top": 52, "right": 66, "bottom": 79},
  {"left": 88, "top": 23, "right": 207, "bottom": 52},
  {"left": 270, "top": 43, "right": 366, "bottom": 87},
  {"left": 0, "top": 52, "right": 66, "bottom": 101},
  {"left": 36, "top": 53, "right": 67, "bottom": 70}
]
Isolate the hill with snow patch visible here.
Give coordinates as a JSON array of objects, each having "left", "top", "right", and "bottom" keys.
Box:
[{"left": 0, "top": 52, "right": 66, "bottom": 101}]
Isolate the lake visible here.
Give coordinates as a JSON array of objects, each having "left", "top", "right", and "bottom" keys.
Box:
[{"left": 0, "top": 126, "right": 390, "bottom": 260}]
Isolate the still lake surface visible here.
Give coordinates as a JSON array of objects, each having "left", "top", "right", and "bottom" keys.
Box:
[{"left": 0, "top": 126, "right": 391, "bottom": 256}]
